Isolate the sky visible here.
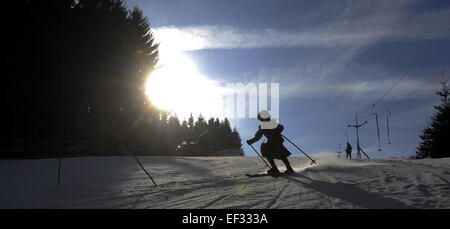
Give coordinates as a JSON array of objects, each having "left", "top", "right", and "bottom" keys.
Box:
[{"left": 126, "top": 0, "right": 450, "bottom": 158}]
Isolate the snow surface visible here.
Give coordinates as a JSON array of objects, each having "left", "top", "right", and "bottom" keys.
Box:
[{"left": 1, "top": 156, "right": 449, "bottom": 208}]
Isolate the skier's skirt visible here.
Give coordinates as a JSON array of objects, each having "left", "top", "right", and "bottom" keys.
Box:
[{"left": 260, "top": 142, "right": 291, "bottom": 159}]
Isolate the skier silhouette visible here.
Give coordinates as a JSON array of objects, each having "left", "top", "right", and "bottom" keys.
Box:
[
  {"left": 247, "top": 110, "right": 294, "bottom": 176},
  {"left": 345, "top": 142, "right": 352, "bottom": 159}
]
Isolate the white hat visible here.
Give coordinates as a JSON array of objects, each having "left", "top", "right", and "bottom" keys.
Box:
[
  {"left": 258, "top": 110, "right": 278, "bottom": 129},
  {"left": 257, "top": 110, "right": 271, "bottom": 121}
]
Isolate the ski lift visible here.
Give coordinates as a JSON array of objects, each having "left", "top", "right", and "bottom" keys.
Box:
[
  {"left": 386, "top": 109, "right": 392, "bottom": 144},
  {"left": 371, "top": 104, "right": 382, "bottom": 152}
]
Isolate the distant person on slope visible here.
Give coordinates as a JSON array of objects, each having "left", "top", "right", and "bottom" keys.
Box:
[
  {"left": 247, "top": 110, "right": 294, "bottom": 176},
  {"left": 345, "top": 142, "right": 352, "bottom": 159}
]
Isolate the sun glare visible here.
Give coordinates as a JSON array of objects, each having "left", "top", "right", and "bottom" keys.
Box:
[{"left": 145, "top": 53, "right": 225, "bottom": 120}]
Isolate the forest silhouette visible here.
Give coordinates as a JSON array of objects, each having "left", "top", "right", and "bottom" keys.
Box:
[{"left": 2, "top": 0, "right": 242, "bottom": 158}]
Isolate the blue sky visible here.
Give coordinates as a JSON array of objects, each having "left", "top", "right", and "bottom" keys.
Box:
[{"left": 127, "top": 0, "right": 450, "bottom": 158}]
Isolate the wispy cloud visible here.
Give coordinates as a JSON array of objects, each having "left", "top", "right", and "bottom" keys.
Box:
[
  {"left": 254, "top": 63, "right": 445, "bottom": 100},
  {"left": 152, "top": 1, "right": 449, "bottom": 52}
]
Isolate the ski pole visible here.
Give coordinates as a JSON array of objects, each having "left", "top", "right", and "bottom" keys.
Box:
[
  {"left": 134, "top": 156, "right": 157, "bottom": 186},
  {"left": 249, "top": 144, "right": 272, "bottom": 169},
  {"left": 281, "top": 134, "right": 317, "bottom": 165},
  {"left": 57, "top": 157, "right": 61, "bottom": 184},
  {"left": 112, "top": 127, "right": 157, "bottom": 186}
]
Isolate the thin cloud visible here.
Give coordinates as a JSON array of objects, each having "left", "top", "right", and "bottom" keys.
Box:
[
  {"left": 152, "top": 3, "right": 450, "bottom": 52},
  {"left": 254, "top": 63, "right": 444, "bottom": 100}
]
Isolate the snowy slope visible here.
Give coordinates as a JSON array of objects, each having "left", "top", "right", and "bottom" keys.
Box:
[{"left": 1, "top": 156, "right": 449, "bottom": 208}]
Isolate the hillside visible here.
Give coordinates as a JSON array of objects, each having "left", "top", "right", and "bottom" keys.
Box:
[{"left": 1, "top": 156, "right": 449, "bottom": 208}]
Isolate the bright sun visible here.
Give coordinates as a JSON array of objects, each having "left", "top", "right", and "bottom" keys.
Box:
[{"left": 145, "top": 53, "right": 225, "bottom": 120}]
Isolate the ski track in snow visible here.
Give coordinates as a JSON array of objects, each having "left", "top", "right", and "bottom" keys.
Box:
[{"left": 1, "top": 156, "right": 449, "bottom": 208}]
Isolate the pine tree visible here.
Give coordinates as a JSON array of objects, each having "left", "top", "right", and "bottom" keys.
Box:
[
  {"left": 4, "top": 0, "right": 159, "bottom": 143},
  {"left": 188, "top": 113, "right": 195, "bottom": 129},
  {"left": 232, "top": 127, "right": 243, "bottom": 150},
  {"left": 416, "top": 78, "right": 450, "bottom": 158},
  {"left": 167, "top": 114, "right": 181, "bottom": 154},
  {"left": 194, "top": 114, "right": 208, "bottom": 137},
  {"left": 181, "top": 120, "right": 189, "bottom": 136}
]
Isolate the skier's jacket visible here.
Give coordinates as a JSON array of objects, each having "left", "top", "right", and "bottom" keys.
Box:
[
  {"left": 247, "top": 124, "right": 292, "bottom": 159},
  {"left": 346, "top": 143, "right": 352, "bottom": 154}
]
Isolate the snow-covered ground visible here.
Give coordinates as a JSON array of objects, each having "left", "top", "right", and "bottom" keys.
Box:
[{"left": 1, "top": 156, "right": 449, "bottom": 208}]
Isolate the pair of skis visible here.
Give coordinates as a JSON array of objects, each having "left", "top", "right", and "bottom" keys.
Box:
[{"left": 246, "top": 134, "right": 316, "bottom": 177}]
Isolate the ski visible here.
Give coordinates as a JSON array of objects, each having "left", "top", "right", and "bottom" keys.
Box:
[
  {"left": 246, "top": 173, "right": 270, "bottom": 178},
  {"left": 245, "top": 172, "right": 295, "bottom": 178}
]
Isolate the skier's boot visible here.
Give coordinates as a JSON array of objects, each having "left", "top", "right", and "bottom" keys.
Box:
[
  {"left": 284, "top": 167, "right": 294, "bottom": 175},
  {"left": 281, "top": 158, "right": 294, "bottom": 175},
  {"left": 267, "top": 168, "right": 281, "bottom": 177}
]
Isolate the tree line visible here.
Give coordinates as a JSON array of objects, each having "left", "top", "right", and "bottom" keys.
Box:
[
  {"left": 163, "top": 113, "right": 242, "bottom": 155},
  {"left": 2, "top": 0, "right": 242, "bottom": 156}
]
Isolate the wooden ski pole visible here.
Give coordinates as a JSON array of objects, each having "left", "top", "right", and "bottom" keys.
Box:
[
  {"left": 281, "top": 134, "right": 317, "bottom": 165},
  {"left": 249, "top": 144, "right": 272, "bottom": 169}
]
